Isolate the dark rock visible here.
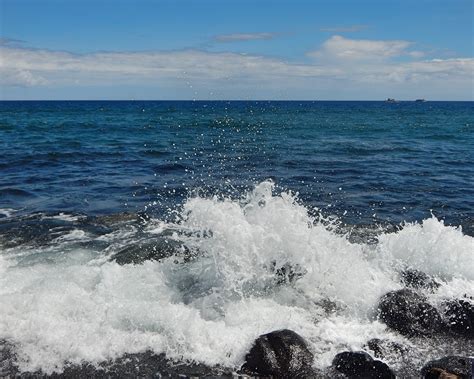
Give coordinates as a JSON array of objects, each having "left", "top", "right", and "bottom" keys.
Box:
[
  {"left": 365, "top": 338, "right": 409, "bottom": 360},
  {"left": 421, "top": 355, "right": 473, "bottom": 379},
  {"left": 378, "top": 289, "right": 443, "bottom": 336},
  {"left": 400, "top": 269, "right": 440, "bottom": 291},
  {"left": 442, "top": 298, "right": 474, "bottom": 338},
  {"left": 111, "top": 238, "right": 189, "bottom": 265},
  {"left": 241, "top": 329, "right": 315, "bottom": 378},
  {"left": 332, "top": 351, "right": 395, "bottom": 379}
]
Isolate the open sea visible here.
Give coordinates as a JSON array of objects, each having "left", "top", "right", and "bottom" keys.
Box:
[{"left": 0, "top": 100, "right": 473, "bottom": 376}]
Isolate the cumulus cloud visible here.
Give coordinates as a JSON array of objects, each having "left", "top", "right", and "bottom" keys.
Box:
[
  {"left": 0, "top": 35, "right": 472, "bottom": 99},
  {"left": 309, "top": 35, "right": 414, "bottom": 61},
  {"left": 320, "top": 25, "right": 369, "bottom": 33},
  {"left": 213, "top": 32, "right": 277, "bottom": 42}
]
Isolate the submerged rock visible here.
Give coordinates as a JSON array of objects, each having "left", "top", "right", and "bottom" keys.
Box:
[
  {"left": 442, "top": 298, "right": 474, "bottom": 338},
  {"left": 421, "top": 356, "right": 473, "bottom": 379},
  {"left": 332, "top": 351, "right": 395, "bottom": 379},
  {"left": 110, "top": 238, "right": 189, "bottom": 265},
  {"left": 241, "top": 329, "right": 315, "bottom": 378},
  {"left": 400, "top": 268, "right": 440, "bottom": 291},
  {"left": 378, "top": 289, "right": 443, "bottom": 336}
]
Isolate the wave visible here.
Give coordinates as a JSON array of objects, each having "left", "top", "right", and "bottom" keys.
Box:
[{"left": 0, "top": 181, "right": 472, "bottom": 374}]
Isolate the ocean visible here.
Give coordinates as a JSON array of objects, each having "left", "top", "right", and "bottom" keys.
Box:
[{"left": 0, "top": 100, "right": 473, "bottom": 376}]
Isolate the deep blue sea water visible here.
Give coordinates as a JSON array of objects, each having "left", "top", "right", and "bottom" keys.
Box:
[
  {"left": 1, "top": 101, "right": 473, "bottom": 232},
  {"left": 0, "top": 101, "right": 473, "bottom": 376}
]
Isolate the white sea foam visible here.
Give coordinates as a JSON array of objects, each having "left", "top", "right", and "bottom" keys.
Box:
[
  {"left": 0, "top": 208, "right": 16, "bottom": 218},
  {"left": 0, "top": 181, "right": 472, "bottom": 374},
  {"left": 43, "top": 213, "right": 84, "bottom": 222}
]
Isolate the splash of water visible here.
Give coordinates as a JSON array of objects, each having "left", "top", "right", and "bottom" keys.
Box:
[{"left": 0, "top": 181, "right": 472, "bottom": 374}]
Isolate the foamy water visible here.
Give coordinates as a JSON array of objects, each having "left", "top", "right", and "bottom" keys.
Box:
[{"left": 0, "top": 181, "right": 473, "bottom": 374}]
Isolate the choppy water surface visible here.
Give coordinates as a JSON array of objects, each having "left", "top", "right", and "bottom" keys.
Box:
[{"left": 0, "top": 101, "right": 473, "bottom": 375}]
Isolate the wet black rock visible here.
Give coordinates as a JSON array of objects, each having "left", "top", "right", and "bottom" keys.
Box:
[
  {"left": 442, "top": 298, "right": 474, "bottom": 338},
  {"left": 241, "top": 329, "right": 315, "bottom": 378},
  {"left": 111, "top": 238, "right": 189, "bottom": 265},
  {"left": 378, "top": 289, "right": 443, "bottom": 336},
  {"left": 400, "top": 268, "right": 440, "bottom": 291},
  {"left": 365, "top": 338, "right": 409, "bottom": 360},
  {"left": 332, "top": 351, "right": 395, "bottom": 379},
  {"left": 421, "top": 355, "right": 473, "bottom": 379}
]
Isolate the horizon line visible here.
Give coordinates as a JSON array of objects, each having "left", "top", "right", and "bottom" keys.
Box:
[{"left": 1, "top": 99, "right": 472, "bottom": 102}]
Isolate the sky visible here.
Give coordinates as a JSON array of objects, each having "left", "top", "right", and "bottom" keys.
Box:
[{"left": 0, "top": 0, "right": 473, "bottom": 100}]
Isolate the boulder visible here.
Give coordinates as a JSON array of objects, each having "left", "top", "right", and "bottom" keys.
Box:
[
  {"left": 400, "top": 269, "right": 440, "bottom": 291},
  {"left": 332, "top": 351, "right": 395, "bottom": 379},
  {"left": 378, "top": 289, "right": 443, "bottom": 336},
  {"left": 442, "top": 298, "right": 474, "bottom": 338},
  {"left": 241, "top": 329, "right": 315, "bottom": 378},
  {"left": 421, "top": 356, "right": 473, "bottom": 379}
]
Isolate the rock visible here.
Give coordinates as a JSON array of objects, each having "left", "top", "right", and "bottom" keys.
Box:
[
  {"left": 241, "top": 329, "right": 315, "bottom": 378},
  {"left": 378, "top": 289, "right": 443, "bottom": 336},
  {"left": 400, "top": 268, "right": 440, "bottom": 291},
  {"left": 365, "top": 338, "right": 409, "bottom": 360},
  {"left": 111, "top": 238, "right": 189, "bottom": 265},
  {"left": 442, "top": 298, "right": 474, "bottom": 338},
  {"left": 332, "top": 351, "right": 395, "bottom": 379},
  {"left": 421, "top": 356, "right": 473, "bottom": 379}
]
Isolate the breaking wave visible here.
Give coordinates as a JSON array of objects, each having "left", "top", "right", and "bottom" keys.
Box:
[{"left": 0, "top": 181, "right": 472, "bottom": 374}]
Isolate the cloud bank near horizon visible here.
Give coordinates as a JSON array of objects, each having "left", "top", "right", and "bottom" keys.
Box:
[{"left": 0, "top": 35, "right": 472, "bottom": 100}]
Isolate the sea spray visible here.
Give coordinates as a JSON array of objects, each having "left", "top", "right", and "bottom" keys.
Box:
[{"left": 0, "top": 181, "right": 472, "bottom": 374}]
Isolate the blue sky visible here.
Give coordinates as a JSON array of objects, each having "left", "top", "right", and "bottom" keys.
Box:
[{"left": 1, "top": 0, "right": 473, "bottom": 100}]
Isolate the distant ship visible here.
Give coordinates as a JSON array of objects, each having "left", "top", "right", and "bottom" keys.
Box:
[
  {"left": 415, "top": 99, "right": 426, "bottom": 102},
  {"left": 385, "top": 98, "right": 398, "bottom": 103}
]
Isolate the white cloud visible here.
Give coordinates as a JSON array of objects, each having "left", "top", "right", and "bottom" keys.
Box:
[
  {"left": 0, "top": 45, "right": 341, "bottom": 85},
  {"left": 0, "top": 68, "right": 47, "bottom": 87},
  {"left": 214, "top": 32, "right": 277, "bottom": 42},
  {"left": 0, "top": 36, "right": 472, "bottom": 99},
  {"left": 309, "top": 35, "right": 413, "bottom": 61}
]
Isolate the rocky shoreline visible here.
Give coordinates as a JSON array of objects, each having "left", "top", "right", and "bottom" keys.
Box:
[
  {"left": 2, "top": 267, "right": 472, "bottom": 378},
  {"left": 1, "top": 215, "right": 472, "bottom": 378}
]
